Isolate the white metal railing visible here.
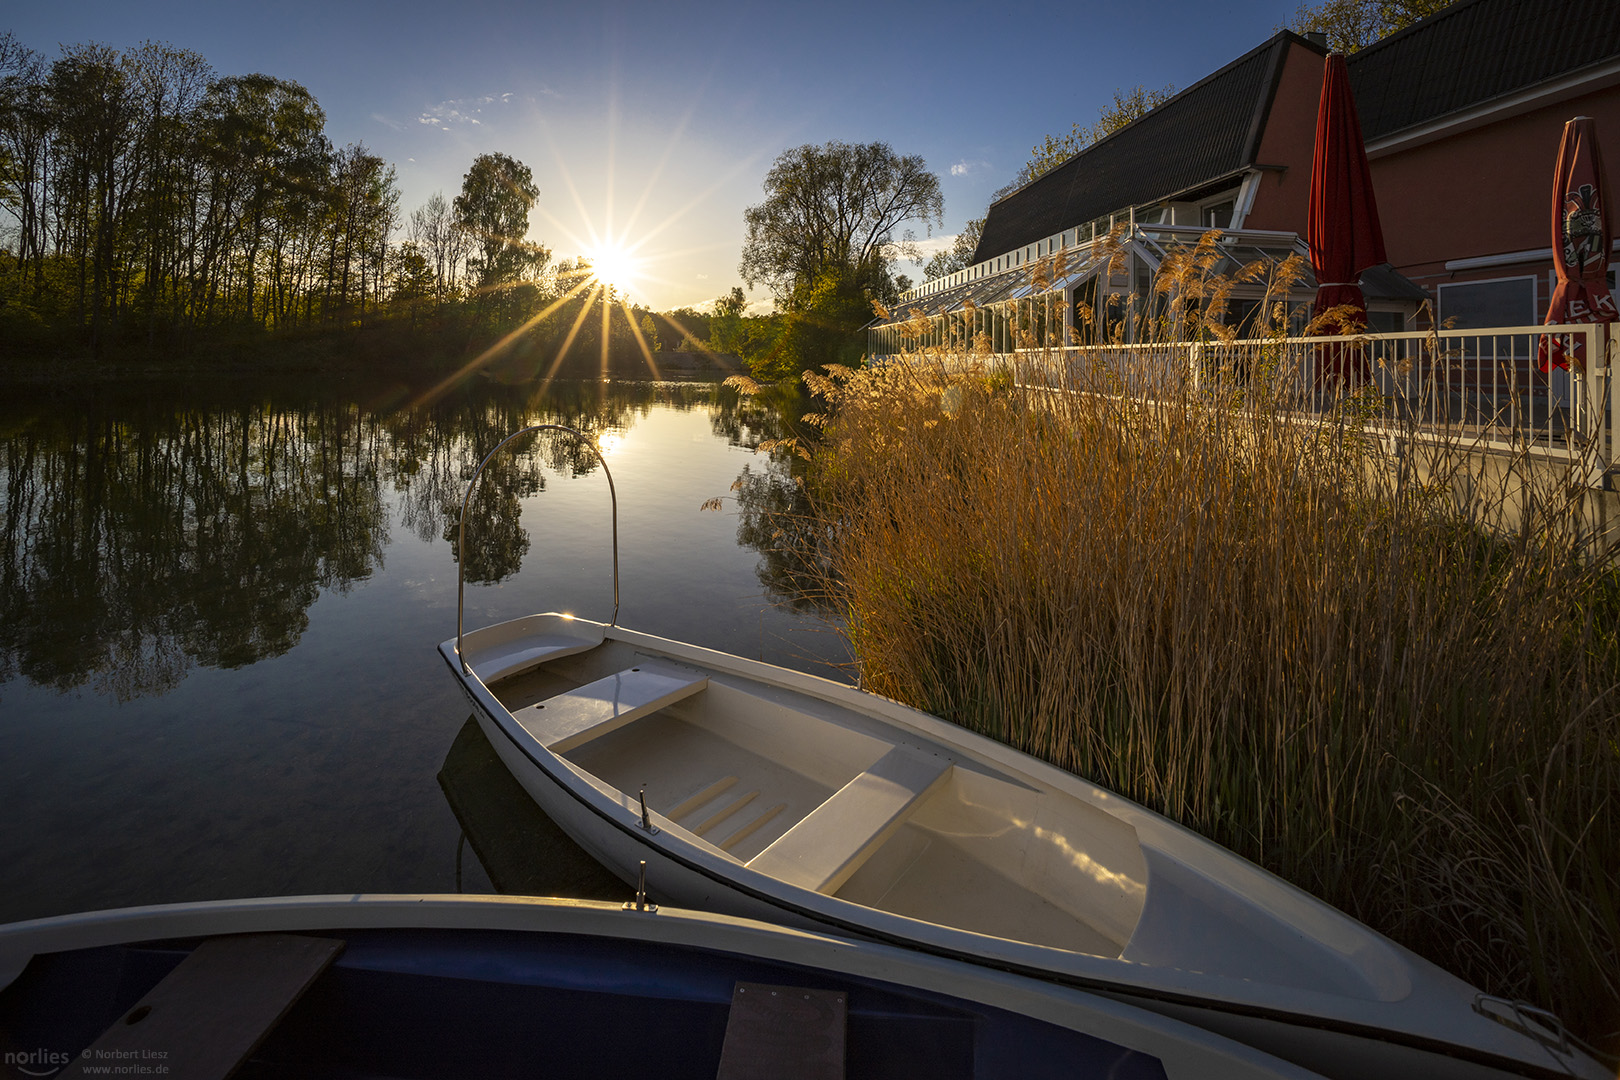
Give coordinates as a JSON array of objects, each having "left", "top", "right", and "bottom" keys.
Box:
[{"left": 879, "top": 324, "right": 1616, "bottom": 483}]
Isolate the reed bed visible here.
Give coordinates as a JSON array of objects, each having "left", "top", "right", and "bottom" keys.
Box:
[{"left": 792, "top": 269, "right": 1620, "bottom": 1050}]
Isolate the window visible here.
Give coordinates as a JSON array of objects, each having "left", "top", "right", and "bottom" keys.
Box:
[
  {"left": 1438, "top": 276, "right": 1536, "bottom": 329},
  {"left": 1202, "top": 201, "right": 1235, "bottom": 229},
  {"left": 1366, "top": 310, "right": 1405, "bottom": 334},
  {"left": 1223, "top": 299, "right": 1262, "bottom": 337}
]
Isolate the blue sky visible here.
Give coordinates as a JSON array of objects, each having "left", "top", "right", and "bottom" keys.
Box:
[{"left": 8, "top": 0, "right": 1302, "bottom": 310}]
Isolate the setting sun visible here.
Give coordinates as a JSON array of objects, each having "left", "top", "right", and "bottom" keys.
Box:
[{"left": 584, "top": 243, "right": 643, "bottom": 295}]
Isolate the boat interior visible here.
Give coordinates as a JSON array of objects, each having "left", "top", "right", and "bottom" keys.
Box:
[
  {"left": 461, "top": 617, "right": 1408, "bottom": 1002},
  {"left": 471, "top": 623, "right": 1146, "bottom": 960}
]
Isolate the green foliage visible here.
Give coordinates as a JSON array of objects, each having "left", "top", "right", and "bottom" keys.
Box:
[
  {"left": 1287, "top": 0, "right": 1454, "bottom": 52},
  {"left": 662, "top": 307, "right": 710, "bottom": 351},
  {"left": 737, "top": 142, "right": 938, "bottom": 378},
  {"left": 711, "top": 308, "right": 783, "bottom": 370},
  {"left": 0, "top": 34, "right": 414, "bottom": 352},
  {"left": 709, "top": 286, "right": 769, "bottom": 362},
  {"left": 638, "top": 311, "right": 662, "bottom": 352},
  {"left": 923, "top": 218, "right": 984, "bottom": 280},
  {"left": 992, "top": 85, "right": 1176, "bottom": 202},
  {"left": 453, "top": 152, "right": 547, "bottom": 294},
  {"left": 714, "top": 286, "right": 746, "bottom": 319},
  {"left": 740, "top": 140, "right": 941, "bottom": 305}
]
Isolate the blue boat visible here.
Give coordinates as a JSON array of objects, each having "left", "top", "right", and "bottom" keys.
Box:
[{"left": 0, "top": 894, "right": 1325, "bottom": 1079}]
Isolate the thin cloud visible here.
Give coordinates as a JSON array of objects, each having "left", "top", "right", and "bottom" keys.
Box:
[
  {"left": 417, "top": 92, "right": 515, "bottom": 131},
  {"left": 688, "top": 291, "right": 771, "bottom": 316},
  {"left": 950, "top": 159, "right": 989, "bottom": 176},
  {"left": 371, "top": 113, "right": 405, "bottom": 132},
  {"left": 888, "top": 234, "right": 960, "bottom": 266}
]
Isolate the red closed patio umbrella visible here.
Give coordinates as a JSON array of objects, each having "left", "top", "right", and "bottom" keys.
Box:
[
  {"left": 1539, "top": 115, "right": 1617, "bottom": 371},
  {"left": 1307, "top": 52, "right": 1386, "bottom": 383}
]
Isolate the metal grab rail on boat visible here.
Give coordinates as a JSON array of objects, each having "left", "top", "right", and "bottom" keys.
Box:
[{"left": 455, "top": 424, "right": 620, "bottom": 674}]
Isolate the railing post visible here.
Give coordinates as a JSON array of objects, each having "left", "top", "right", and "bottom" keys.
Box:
[
  {"left": 1569, "top": 323, "right": 1612, "bottom": 486},
  {"left": 1579, "top": 324, "right": 1595, "bottom": 452},
  {"left": 1602, "top": 322, "right": 1617, "bottom": 479}
]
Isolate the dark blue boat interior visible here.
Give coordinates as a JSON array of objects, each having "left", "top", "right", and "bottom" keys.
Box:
[{"left": 0, "top": 926, "right": 1168, "bottom": 1079}]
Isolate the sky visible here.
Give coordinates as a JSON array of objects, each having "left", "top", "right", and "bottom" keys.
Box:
[{"left": 8, "top": 0, "right": 1307, "bottom": 312}]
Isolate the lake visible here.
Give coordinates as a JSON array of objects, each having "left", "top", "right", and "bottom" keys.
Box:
[{"left": 0, "top": 375, "right": 845, "bottom": 923}]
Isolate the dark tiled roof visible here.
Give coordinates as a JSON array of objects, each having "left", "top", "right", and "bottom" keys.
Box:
[
  {"left": 1348, "top": 0, "right": 1620, "bottom": 141},
  {"left": 972, "top": 34, "right": 1300, "bottom": 265}
]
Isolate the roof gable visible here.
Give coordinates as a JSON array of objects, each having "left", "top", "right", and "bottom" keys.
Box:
[{"left": 972, "top": 33, "right": 1306, "bottom": 265}]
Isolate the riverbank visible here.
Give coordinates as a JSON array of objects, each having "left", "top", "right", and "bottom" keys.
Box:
[{"left": 0, "top": 322, "right": 744, "bottom": 387}]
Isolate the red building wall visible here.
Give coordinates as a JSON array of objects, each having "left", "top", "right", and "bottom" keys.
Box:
[
  {"left": 1368, "top": 81, "right": 1620, "bottom": 294},
  {"left": 1241, "top": 41, "right": 1326, "bottom": 235}
]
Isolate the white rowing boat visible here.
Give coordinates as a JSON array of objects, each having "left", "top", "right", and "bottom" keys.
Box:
[{"left": 441, "top": 425, "right": 1605, "bottom": 1080}]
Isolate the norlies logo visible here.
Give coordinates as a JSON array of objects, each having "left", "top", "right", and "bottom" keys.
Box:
[{"left": 4, "top": 1049, "right": 71, "bottom": 1077}]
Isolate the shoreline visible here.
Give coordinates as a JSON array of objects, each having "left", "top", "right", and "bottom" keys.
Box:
[{"left": 0, "top": 342, "right": 746, "bottom": 388}]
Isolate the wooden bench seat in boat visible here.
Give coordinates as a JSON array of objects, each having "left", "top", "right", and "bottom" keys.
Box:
[
  {"left": 513, "top": 661, "right": 709, "bottom": 753},
  {"left": 58, "top": 934, "right": 343, "bottom": 1080},
  {"left": 747, "top": 745, "right": 952, "bottom": 894}
]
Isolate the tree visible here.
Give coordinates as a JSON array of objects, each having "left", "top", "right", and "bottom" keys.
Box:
[
  {"left": 192, "top": 73, "right": 328, "bottom": 327},
  {"left": 638, "top": 310, "right": 661, "bottom": 352},
  {"left": 714, "top": 286, "right": 746, "bottom": 318},
  {"left": 739, "top": 141, "right": 942, "bottom": 306},
  {"left": 923, "top": 217, "right": 984, "bottom": 280},
  {"left": 389, "top": 240, "right": 435, "bottom": 324},
  {"left": 121, "top": 42, "right": 213, "bottom": 339},
  {"left": 452, "top": 151, "right": 545, "bottom": 293},
  {"left": 0, "top": 33, "right": 52, "bottom": 301},
  {"left": 326, "top": 142, "right": 398, "bottom": 322},
  {"left": 1288, "top": 0, "right": 1452, "bottom": 52},
  {"left": 993, "top": 85, "right": 1176, "bottom": 202},
  {"left": 48, "top": 42, "right": 145, "bottom": 347},
  {"left": 408, "top": 190, "right": 467, "bottom": 301},
  {"left": 709, "top": 285, "right": 781, "bottom": 365}
]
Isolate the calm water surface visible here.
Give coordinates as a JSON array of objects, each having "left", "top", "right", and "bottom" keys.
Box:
[{"left": 0, "top": 377, "right": 843, "bottom": 922}]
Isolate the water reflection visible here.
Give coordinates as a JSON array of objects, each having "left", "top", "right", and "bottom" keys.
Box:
[
  {"left": 436, "top": 714, "right": 625, "bottom": 899},
  {"left": 706, "top": 380, "right": 836, "bottom": 615},
  {"left": 0, "top": 396, "right": 390, "bottom": 696},
  {"left": 0, "top": 378, "right": 783, "bottom": 701},
  {"left": 732, "top": 462, "right": 834, "bottom": 614}
]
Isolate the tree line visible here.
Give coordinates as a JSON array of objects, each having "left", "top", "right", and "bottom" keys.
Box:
[
  {"left": 0, "top": 34, "right": 408, "bottom": 352},
  {"left": 0, "top": 33, "right": 948, "bottom": 380},
  {"left": 0, "top": 33, "right": 682, "bottom": 368}
]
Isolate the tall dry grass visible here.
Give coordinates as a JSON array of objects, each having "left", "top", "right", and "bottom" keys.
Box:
[{"left": 798, "top": 247, "right": 1620, "bottom": 1050}]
